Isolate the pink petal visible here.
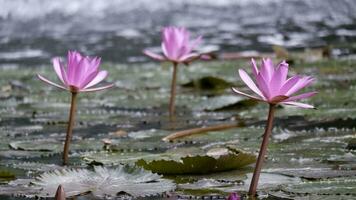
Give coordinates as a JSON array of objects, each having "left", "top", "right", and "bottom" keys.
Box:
[
  {"left": 143, "top": 50, "right": 166, "bottom": 61},
  {"left": 179, "top": 53, "right": 199, "bottom": 62},
  {"left": 269, "top": 61, "right": 289, "bottom": 96},
  {"left": 285, "top": 91, "right": 317, "bottom": 101},
  {"left": 67, "top": 51, "right": 84, "bottom": 84},
  {"left": 72, "top": 58, "right": 86, "bottom": 87},
  {"left": 37, "top": 74, "right": 67, "bottom": 90},
  {"left": 81, "top": 83, "right": 114, "bottom": 92},
  {"left": 260, "top": 58, "right": 274, "bottom": 82},
  {"left": 177, "top": 36, "right": 199, "bottom": 60},
  {"left": 251, "top": 58, "right": 259, "bottom": 77},
  {"left": 279, "top": 75, "right": 301, "bottom": 95},
  {"left": 285, "top": 76, "right": 315, "bottom": 96},
  {"left": 84, "top": 70, "right": 108, "bottom": 89},
  {"left": 255, "top": 73, "right": 270, "bottom": 100},
  {"left": 79, "top": 70, "right": 98, "bottom": 89},
  {"left": 282, "top": 101, "right": 315, "bottom": 109},
  {"left": 278, "top": 61, "right": 289, "bottom": 82},
  {"left": 162, "top": 28, "right": 177, "bottom": 59},
  {"left": 238, "top": 69, "right": 265, "bottom": 99},
  {"left": 161, "top": 42, "right": 170, "bottom": 59},
  {"left": 175, "top": 27, "right": 187, "bottom": 49},
  {"left": 84, "top": 56, "right": 100, "bottom": 75},
  {"left": 231, "top": 87, "right": 262, "bottom": 101},
  {"left": 66, "top": 51, "right": 75, "bottom": 81},
  {"left": 52, "top": 57, "right": 65, "bottom": 84},
  {"left": 189, "top": 35, "right": 202, "bottom": 51}
]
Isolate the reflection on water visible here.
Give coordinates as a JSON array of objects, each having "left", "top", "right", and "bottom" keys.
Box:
[{"left": 0, "top": 0, "right": 355, "bottom": 65}]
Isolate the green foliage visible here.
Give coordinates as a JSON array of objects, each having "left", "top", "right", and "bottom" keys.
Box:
[{"left": 0, "top": 59, "right": 355, "bottom": 199}]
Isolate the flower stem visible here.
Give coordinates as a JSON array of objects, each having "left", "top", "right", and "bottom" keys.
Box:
[
  {"left": 248, "top": 104, "right": 275, "bottom": 196},
  {"left": 62, "top": 91, "right": 78, "bottom": 165},
  {"left": 169, "top": 62, "right": 178, "bottom": 120}
]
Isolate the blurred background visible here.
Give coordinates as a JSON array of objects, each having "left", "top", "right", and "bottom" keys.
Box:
[{"left": 0, "top": 0, "right": 355, "bottom": 66}]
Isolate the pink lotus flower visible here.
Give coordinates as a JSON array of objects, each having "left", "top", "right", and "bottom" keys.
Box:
[
  {"left": 143, "top": 26, "right": 203, "bottom": 63},
  {"left": 37, "top": 51, "right": 114, "bottom": 93},
  {"left": 232, "top": 58, "right": 317, "bottom": 108}
]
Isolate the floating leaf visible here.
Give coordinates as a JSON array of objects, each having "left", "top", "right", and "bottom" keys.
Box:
[
  {"left": 9, "top": 138, "right": 103, "bottom": 152},
  {"left": 266, "top": 168, "right": 356, "bottom": 180},
  {"left": 0, "top": 166, "right": 20, "bottom": 183},
  {"left": 182, "top": 76, "right": 233, "bottom": 90},
  {"left": 232, "top": 173, "right": 301, "bottom": 192},
  {"left": 177, "top": 173, "right": 301, "bottom": 196},
  {"left": 137, "top": 146, "right": 256, "bottom": 174},
  {"left": 10, "top": 162, "right": 63, "bottom": 172},
  {"left": 0, "top": 166, "right": 175, "bottom": 198},
  {"left": 105, "top": 129, "right": 177, "bottom": 151},
  {"left": 346, "top": 138, "right": 356, "bottom": 150},
  {"left": 268, "top": 191, "right": 354, "bottom": 200},
  {"left": 83, "top": 146, "right": 255, "bottom": 174},
  {"left": 282, "top": 178, "right": 356, "bottom": 195},
  {"left": 178, "top": 178, "right": 233, "bottom": 196},
  {"left": 82, "top": 151, "right": 156, "bottom": 165},
  {"left": 0, "top": 150, "right": 53, "bottom": 158},
  {"left": 0, "top": 179, "right": 42, "bottom": 197},
  {"left": 192, "top": 95, "right": 256, "bottom": 111}
]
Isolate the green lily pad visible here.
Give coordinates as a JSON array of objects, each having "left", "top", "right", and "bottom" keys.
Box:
[
  {"left": 105, "top": 129, "right": 177, "bottom": 151},
  {"left": 192, "top": 95, "right": 256, "bottom": 111},
  {"left": 9, "top": 138, "right": 103, "bottom": 152},
  {"left": 266, "top": 168, "right": 356, "bottom": 180},
  {"left": 282, "top": 178, "right": 356, "bottom": 195},
  {"left": 268, "top": 191, "right": 354, "bottom": 200},
  {"left": 0, "top": 170, "right": 16, "bottom": 183},
  {"left": 177, "top": 173, "right": 301, "bottom": 196},
  {"left": 182, "top": 76, "right": 233, "bottom": 90},
  {"left": 0, "top": 150, "right": 53, "bottom": 158},
  {"left": 10, "top": 162, "right": 63, "bottom": 172},
  {"left": 136, "top": 146, "right": 256, "bottom": 174},
  {"left": 83, "top": 146, "right": 255, "bottom": 174},
  {"left": 82, "top": 151, "right": 155, "bottom": 165},
  {"left": 233, "top": 173, "right": 302, "bottom": 192},
  {"left": 346, "top": 138, "right": 356, "bottom": 150}
]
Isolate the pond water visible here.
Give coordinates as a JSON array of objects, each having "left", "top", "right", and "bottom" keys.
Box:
[{"left": 0, "top": 0, "right": 356, "bottom": 65}]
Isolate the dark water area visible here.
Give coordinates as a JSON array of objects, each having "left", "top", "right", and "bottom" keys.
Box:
[{"left": 0, "top": 0, "right": 356, "bottom": 66}]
